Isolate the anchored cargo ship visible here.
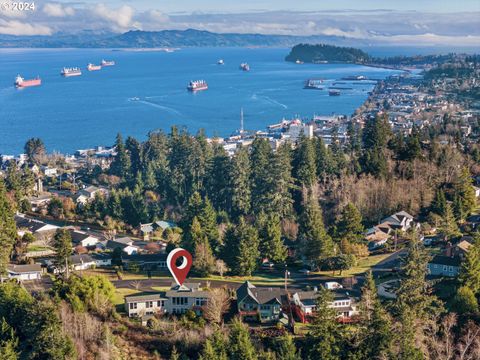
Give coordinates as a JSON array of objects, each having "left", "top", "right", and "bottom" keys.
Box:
[
  {"left": 87, "top": 63, "right": 101, "bottom": 71},
  {"left": 187, "top": 80, "right": 208, "bottom": 92},
  {"left": 14, "top": 75, "right": 41, "bottom": 88},
  {"left": 61, "top": 67, "right": 82, "bottom": 77},
  {"left": 240, "top": 63, "right": 250, "bottom": 71},
  {"left": 101, "top": 59, "right": 115, "bottom": 66},
  {"left": 304, "top": 79, "right": 324, "bottom": 90}
]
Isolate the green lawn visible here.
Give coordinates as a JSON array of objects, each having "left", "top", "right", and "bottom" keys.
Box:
[
  {"left": 112, "top": 287, "right": 141, "bottom": 305},
  {"left": 27, "top": 245, "right": 51, "bottom": 252},
  {"left": 314, "top": 254, "right": 392, "bottom": 278}
]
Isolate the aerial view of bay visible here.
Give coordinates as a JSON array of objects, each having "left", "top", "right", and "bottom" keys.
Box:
[{"left": 0, "top": 47, "right": 401, "bottom": 154}]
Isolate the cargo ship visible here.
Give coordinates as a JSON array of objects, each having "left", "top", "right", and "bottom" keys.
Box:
[
  {"left": 87, "top": 63, "right": 102, "bottom": 71},
  {"left": 304, "top": 79, "right": 324, "bottom": 90},
  {"left": 187, "top": 80, "right": 208, "bottom": 92},
  {"left": 14, "top": 75, "right": 41, "bottom": 88},
  {"left": 329, "top": 89, "right": 341, "bottom": 96},
  {"left": 239, "top": 63, "right": 250, "bottom": 71},
  {"left": 101, "top": 59, "right": 115, "bottom": 66},
  {"left": 61, "top": 67, "right": 82, "bottom": 77}
]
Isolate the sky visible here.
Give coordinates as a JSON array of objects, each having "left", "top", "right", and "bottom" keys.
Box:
[{"left": 0, "top": 0, "right": 479, "bottom": 46}]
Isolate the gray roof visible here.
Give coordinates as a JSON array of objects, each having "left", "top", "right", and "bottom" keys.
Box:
[
  {"left": 429, "top": 255, "right": 461, "bottom": 267},
  {"left": 236, "top": 281, "right": 286, "bottom": 305},
  {"left": 69, "top": 230, "right": 97, "bottom": 244},
  {"left": 7, "top": 263, "right": 42, "bottom": 273},
  {"left": 125, "top": 292, "right": 167, "bottom": 303},
  {"left": 70, "top": 254, "right": 94, "bottom": 265},
  {"left": 165, "top": 283, "right": 210, "bottom": 298}
]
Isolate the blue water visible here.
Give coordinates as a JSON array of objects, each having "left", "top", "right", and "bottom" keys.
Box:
[{"left": 0, "top": 48, "right": 401, "bottom": 154}]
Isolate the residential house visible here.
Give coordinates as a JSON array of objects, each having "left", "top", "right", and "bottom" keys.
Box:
[
  {"left": 15, "top": 214, "right": 59, "bottom": 238},
  {"left": 139, "top": 220, "right": 176, "bottom": 240},
  {"left": 70, "top": 254, "right": 96, "bottom": 271},
  {"left": 28, "top": 194, "right": 51, "bottom": 212},
  {"left": 292, "top": 289, "right": 359, "bottom": 323},
  {"left": 90, "top": 253, "right": 112, "bottom": 267},
  {"left": 7, "top": 263, "right": 43, "bottom": 281},
  {"left": 236, "top": 281, "right": 286, "bottom": 323},
  {"left": 75, "top": 186, "right": 108, "bottom": 205},
  {"left": 106, "top": 237, "right": 139, "bottom": 255},
  {"left": 366, "top": 211, "right": 415, "bottom": 249},
  {"left": 122, "top": 253, "right": 168, "bottom": 270},
  {"left": 69, "top": 229, "right": 100, "bottom": 247},
  {"left": 124, "top": 282, "right": 210, "bottom": 317},
  {"left": 428, "top": 255, "right": 461, "bottom": 277},
  {"left": 41, "top": 166, "right": 57, "bottom": 177}
]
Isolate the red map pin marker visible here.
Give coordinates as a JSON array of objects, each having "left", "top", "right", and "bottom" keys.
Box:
[{"left": 167, "top": 248, "right": 193, "bottom": 286}]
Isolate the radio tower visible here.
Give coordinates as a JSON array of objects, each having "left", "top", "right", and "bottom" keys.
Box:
[{"left": 240, "top": 107, "right": 244, "bottom": 134}]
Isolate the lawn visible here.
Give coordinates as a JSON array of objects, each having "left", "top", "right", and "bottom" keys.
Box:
[
  {"left": 314, "top": 254, "right": 392, "bottom": 278},
  {"left": 27, "top": 245, "right": 51, "bottom": 252},
  {"left": 112, "top": 287, "right": 140, "bottom": 305}
]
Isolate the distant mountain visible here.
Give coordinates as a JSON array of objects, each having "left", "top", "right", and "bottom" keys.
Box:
[
  {"left": 0, "top": 29, "right": 368, "bottom": 48},
  {"left": 285, "top": 43, "right": 371, "bottom": 64}
]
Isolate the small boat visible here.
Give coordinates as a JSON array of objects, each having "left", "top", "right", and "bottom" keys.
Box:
[
  {"left": 304, "top": 79, "right": 324, "bottom": 90},
  {"left": 295, "top": 59, "right": 304, "bottom": 64},
  {"left": 129, "top": 97, "right": 140, "bottom": 101},
  {"left": 101, "top": 59, "right": 115, "bottom": 66},
  {"left": 217, "top": 59, "right": 224, "bottom": 65},
  {"left": 61, "top": 67, "right": 82, "bottom": 77},
  {"left": 187, "top": 80, "right": 208, "bottom": 92},
  {"left": 87, "top": 63, "right": 101, "bottom": 71},
  {"left": 329, "top": 89, "right": 341, "bottom": 96},
  {"left": 14, "top": 75, "right": 41, "bottom": 88},
  {"left": 239, "top": 63, "right": 250, "bottom": 71}
]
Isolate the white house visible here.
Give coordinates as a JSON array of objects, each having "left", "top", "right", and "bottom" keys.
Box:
[
  {"left": 70, "top": 254, "right": 96, "bottom": 271},
  {"left": 70, "top": 230, "right": 100, "bottom": 247},
  {"left": 7, "top": 263, "right": 43, "bottom": 281},
  {"left": 15, "top": 214, "right": 59, "bottom": 237},
  {"left": 125, "top": 283, "right": 210, "bottom": 317}
]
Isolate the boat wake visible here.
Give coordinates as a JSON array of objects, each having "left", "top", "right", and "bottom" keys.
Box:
[
  {"left": 135, "top": 99, "right": 183, "bottom": 116},
  {"left": 251, "top": 93, "right": 288, "bottom": 109}
]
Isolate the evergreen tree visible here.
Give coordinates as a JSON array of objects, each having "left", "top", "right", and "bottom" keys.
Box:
[
  {"left": 455, "top": 167, "right": 477, "bottom": 215},
  {"left": 199, "top": 329, "right": 228, "bottom": 360},
  {"left": 299, "top": 192, "right": 334, "bottom": 267},
  {"left": 53, "top": 229, "right": 73, "bottom": 279},
  {"left": 228, "top": 318, "right": 258, "bottom": 360},
  {"left": 107, "top": 189, "right": 123, "bottom": 219},
  {"left": 198, "top": 197, "right": 220, "bottom": 252},
  {"left": 459, "top": 233, "right": 480, "bottom": 294},
  {"left": 294, "top": 135, "right": 317, "bottom": 188},
  {"left": 193, "top": 235, "right": 216, "bottom": 277},
  {"left": 431, "top": 189, "right": 447, "bottom": 217},
  {"left": 439, "top": 203, "right": 461, "bottom": 240},
  {"left": 222, "top": 218, "right": 259, "bottom": 276},
  {"left": 274, "top": 335, "right": 299, "bottom": 360},
  {"left": 356, "top": 271, "right": 392, "bottom": 359},
  {"left": 0, "top": 318, "right": 18, "bottom": 360},
  {"left": 5, "top": 162, "right": 21, "bottom": 195},
  {"left": 24, "top": 137, "right": 45, "bottom": 165},
  {"left": 229, "top": 146, "right": 252, "bottom": 217},
  {"left": 184, "top": 217, "right": 204, "bottom": 252},
  {"left": 452, "top": 193, "right": 465, "bottom": 221},
  {"left": 207, "top": 145, "right": 232, "bottom": 211},
  {"left": 125, "top": 136, "right": 142, "bottom": 178},
  {"left": 269, "top": 143, "right": 294, "bottom": 217},
  {"left": 258, "top": 213, "right": 287, "bottom": 264},
  {"left": 183, "top": 191, "right": 203, "bottom": 228},
  {"left": 453, "top": 286, "right": 479, "bottom": 314},
  {"left": 250, "top": 138, "right": 275, "bottom": 214},
  {"left": 360, "top": 114, "right": 391, "bottom": 178},
  {"left": 0, "top": 180, "right": 16, "bottom": 278},
  {"left": 335, "top": 203, "right": 364, "bottom": 244},
  {"left": 314, "top": 138, "right": 334, "bottom": 181},
  {"left": 307, "top": 287, "right": 345, "bottom": 360},
  {"left": 110, "top": 133, "right": 131, "bottom": 179}
]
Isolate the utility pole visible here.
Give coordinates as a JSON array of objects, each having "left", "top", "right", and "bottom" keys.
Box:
[{"left": 240, "top": 107, "right": 244, "bottom": 134}]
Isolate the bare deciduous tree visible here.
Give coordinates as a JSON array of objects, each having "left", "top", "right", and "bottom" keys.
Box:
[{"left": 203, "top": 287, "right": 230, "bottom": 325}]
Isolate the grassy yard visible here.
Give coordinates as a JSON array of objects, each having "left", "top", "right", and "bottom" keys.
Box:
[
  {"left": 112, "top": 287, "right": 140, "bottom": 305},
  {"left": 314, "top": 253, "right": 392, "bottom": 278},
  {"left": 27, "top": 245, "right": 52, "bottom": 252}
]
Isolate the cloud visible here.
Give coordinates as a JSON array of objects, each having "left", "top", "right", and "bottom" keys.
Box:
[
  {"left": 43, "top": 3, "right": 75, "bottom": 17},
  {"left": 0, "top": 19, "right": 52, "bottom": 35},
  {"left": 91, "top": 4, "right": 137, "bottom": 31}
]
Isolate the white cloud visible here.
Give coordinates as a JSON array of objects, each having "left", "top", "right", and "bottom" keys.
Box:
[
  {"left": 43, "top": 3, "right": 75, "bottom": 17},
  {"left": 92, "top": 4, "right": 136, "bottom": 31},
  {"left": 319, "top": 27, "right": 369, "bottom": 39},
  {"left": 0, "top": 19, "right": 52, "bottom": 35}
]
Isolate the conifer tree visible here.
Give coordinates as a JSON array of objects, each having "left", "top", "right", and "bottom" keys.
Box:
[
  {"left": 222, "top": 218, "right": 259, "bottom": 276},
  {"left": 452, "top": 193, "right": 465, "bottom": 221},
  {"left": 274, "top": 335, "right": 300, "bottom": 360},
  {"left": 110, "top": 133, "right": 131, "bottom": 179},
  {"left": 53, "top": 229, "right": 73, "bottom": 279},
  {"left": 183, "top": 191, "right": 203, "bottom": 228},
  {"left": 269, "top": 143, "right": 294, "bottom": 217},
  {"left": 198, "top": 197, "right": 220, "bottom": 252},
  {"left": 453, "top": 286, "right": 479, "bottom": 314},
  {"left": 193, "top": 235, "right": 216, "bottom": 277},
  {"left": 356, "top": 271, "right": 392, "bottom": 359},
  {"left": 0, "top": 318, "right": 18, "bottom": 360},
  {"left": 459, "top": 233, "right": 480, "bottom": 295},
  {"left": 294, "top": 135, "right": 317, "bottom": 188},
  {"left": 299, "top": 192, "right": 334, "bottom": 267},
  {"left": 258, "top": 213, "right": 287, "bottom": 264},
  {"left": 185, "top": 217, "right": 203, "bottom": 252},
  {"left": 431, "top": 189, "right": 447, "bottom": 216},
  {"left": 335, "top": 203, "right": 364, "bottom": 244},
  {"left": 24, "top": 137, "right": 45, "bottom": 165},
  {"left": 455, "top": 167, "right": 477, "bottom": 215},
  {"left": 0, "top": 180, "right": 16, "bottom": 278},
  {"left": 315, "top": 137, "right": 334, "bottom": 181},
  {"left": 307, "top": 287, "right": 345, "bottom": 360},
  {"left": 228, "top": 318, "right": 258, "bottom": 360},
  {"left": 439, "top": 203, "right": 461, "bottom": 240},
  {"left": 199, "top": 329, "right": 228, "bottom": 360},
  {"left": 250, "top": 138, "right": 275, "bottom": 214},
  {"left": 229, "top": 146, "right": 251, "bottom": 217},
  {"left": 207, "top": 145, "right": 232, "bottom": 211}
]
